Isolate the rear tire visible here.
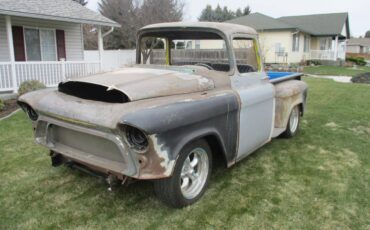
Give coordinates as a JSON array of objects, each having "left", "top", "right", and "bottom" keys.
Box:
[
  {"left": 281, "top": 105, "right": 300, "bottom": 138},
  {"left": 153, "top": 139, "right": 212, "bottom": 208}
]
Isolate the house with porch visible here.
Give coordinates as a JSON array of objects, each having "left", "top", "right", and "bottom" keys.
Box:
[
  {"left": 227, "top": 12, "right": 350, "bottom": 64},
  {"left": 0, "top": 0, "right": 120, "bottom": 93}
]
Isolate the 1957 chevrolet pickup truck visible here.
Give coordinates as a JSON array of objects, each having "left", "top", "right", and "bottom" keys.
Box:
[{"left": 18, "top": 22, "right": 307, "bottom": 208}]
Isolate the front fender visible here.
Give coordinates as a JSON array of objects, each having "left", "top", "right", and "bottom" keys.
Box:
[{"left": 121, "top": 92, "right": 239, "bottom": 179}]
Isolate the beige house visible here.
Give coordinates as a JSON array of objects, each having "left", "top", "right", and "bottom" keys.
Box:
[
  {"left": 346, "top": 38, "right": 370, "bottom": 54},
  {"left": 226, "top": 12, "right": 350, "bottom": 64}
]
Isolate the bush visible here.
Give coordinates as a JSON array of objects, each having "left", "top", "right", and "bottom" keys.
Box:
[
  {"left": 351, "top": 72, "right": 370, "bottom": 84},
  {"left": 307, "top": 60, "right": 321, "bottom": 66},
  {"left": 18, "top": 80, "right": 46, "bottom": 96},
  {"left": 0, "top": 99, "right": 4, "bottom": 112},
  {"left": 346, "top": 57, "right": 366, "bottom": 66}
]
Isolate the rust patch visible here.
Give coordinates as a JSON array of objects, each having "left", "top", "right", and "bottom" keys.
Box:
[
  {"left": 274, "top": 80, "right": 307, "bottom": 128},
  {"left": 135, "top": 135, "right": 174, "bottom": 179}
]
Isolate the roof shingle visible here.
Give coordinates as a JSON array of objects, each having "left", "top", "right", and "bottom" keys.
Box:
[
  {"left": 279, "top": 12, "right": 348, "bottom": 36},
  {"left": 227, "top": 13, "right": 294, "bottom": 31},
  {"left": 0, "top": 0, "right": 119, "bottom": 27},
  {"left": 227, "top": 12, "right": 349, "bottom": 37}
]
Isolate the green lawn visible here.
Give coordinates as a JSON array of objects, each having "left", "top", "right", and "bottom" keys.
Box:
[
  {"left": 1, "top": 78, "right": 369, "bottom": 229},
  {"left": 304, "top": 65, "right": 370, "bottom": 76}
]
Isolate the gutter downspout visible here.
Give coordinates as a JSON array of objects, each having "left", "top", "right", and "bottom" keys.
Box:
[
  {"left": 98, "top": 26, "right": 115, "bottom": 71},
  {"left": 103, "top": 26, "right": 114, "bottom": 38},
  {"left": 291, "top": 30, "right": 300, "bottom": 64}
]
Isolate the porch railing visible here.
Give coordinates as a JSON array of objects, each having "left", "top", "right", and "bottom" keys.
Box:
[
  {"left": 0, "top": 61, "right": 100, "bottom": 92},
  {"left": 310, "top": 50, "right": 336, "bottom": 61}
]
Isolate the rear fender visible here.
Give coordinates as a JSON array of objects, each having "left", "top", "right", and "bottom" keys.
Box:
[{"left": 274, "top": 80, "right": 308, "bottom": 128}]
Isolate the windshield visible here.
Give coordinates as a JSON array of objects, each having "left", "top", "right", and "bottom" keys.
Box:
[{"left": 138, "top": 31, "right": 230, "bottom": 72}]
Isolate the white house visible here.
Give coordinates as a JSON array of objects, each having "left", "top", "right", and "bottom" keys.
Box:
[
  {"left": 0, "top": 0, "right": 120, "bottom": 92},
  {"left": 227, "top": 12, "right": 350, "bottom": 64}
]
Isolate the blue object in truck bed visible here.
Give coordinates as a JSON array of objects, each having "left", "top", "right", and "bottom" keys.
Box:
[{"left": 267, "top": 71, "right": 303, "bottom": 83}]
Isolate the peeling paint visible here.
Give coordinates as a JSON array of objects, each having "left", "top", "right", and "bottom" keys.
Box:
[
  {"left": 17, "top": 23, "right": 308, "bottom": 184},
  {"left": 150, "top": 135, "right": 175, "bottom": 177}
]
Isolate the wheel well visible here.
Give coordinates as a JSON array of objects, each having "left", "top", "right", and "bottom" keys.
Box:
[
  {"left": 203, "top": 135, "right": 228, "bottom": 168},
  {"left": 298, "top": 103, "right": 304, "bottom": 116}
]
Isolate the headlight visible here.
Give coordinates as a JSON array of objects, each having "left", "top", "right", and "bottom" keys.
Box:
[
  {"left": 18, "top": 102, "right": 38, "bottom": 121},
  {"left": 122, "top": 125, "right": 148, "bottom": 152}
]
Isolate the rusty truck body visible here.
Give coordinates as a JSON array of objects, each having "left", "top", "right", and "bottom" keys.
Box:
[{"left": 18, "top": 22, "right": 308, "bottom": 208}]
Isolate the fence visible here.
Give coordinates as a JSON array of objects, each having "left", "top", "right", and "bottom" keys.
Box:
[
  {"left": 84, "top": 49, "right": 136, "bottom": 71},
  {"left": 310, "top": 50, "right": 336, "bottom": 60},
  {"left": 151, "top": 48, "right": 254, "bottom": 65},
  {"left": 0, "top": 61, "right": 100, "bottom": 92},
  {"left": 0, "top": 49, "right": 136, "bottom": 92}
]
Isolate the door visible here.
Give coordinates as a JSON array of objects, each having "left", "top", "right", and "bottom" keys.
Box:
[{"left": 231, "top": 37, "right": 275, "bottom": 160}]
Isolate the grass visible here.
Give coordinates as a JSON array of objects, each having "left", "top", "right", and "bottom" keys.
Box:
[
  {"left": 1, "top": 78, "right": 369, "bottom": 229},
  {"left": 304, "top": 65, "right": 370, "bottom": 76}
]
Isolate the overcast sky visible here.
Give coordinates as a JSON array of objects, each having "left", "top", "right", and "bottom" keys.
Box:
[{"left": 87, "top": 0, "right": 370, "bottom": 37}]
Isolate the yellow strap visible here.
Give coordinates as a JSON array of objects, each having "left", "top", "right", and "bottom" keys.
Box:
[
  {"left": 253, "top": 39, "right": 262, "bottom": 71},
  {"left": 165, "top": 38, "right": 170, "bottom": 65}
]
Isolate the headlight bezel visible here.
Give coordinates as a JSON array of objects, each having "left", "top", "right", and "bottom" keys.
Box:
[
  {"left": 18, "top": 101, "right": 38, "bottom": 121},
  {"left": 120, "top": 124, "right": 149, "bottom": 153}
]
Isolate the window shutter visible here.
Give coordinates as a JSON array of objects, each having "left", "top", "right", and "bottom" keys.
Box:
[
  {"left": 56, "top": 30, "right": 66, "bottom": 60},
  {"left": 12, "top": 26, "right": 26, "bottom": 61}
]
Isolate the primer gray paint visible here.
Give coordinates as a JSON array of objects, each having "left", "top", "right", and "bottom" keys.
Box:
[{"left": 231, "top": 72, "right": 275, "bottom": 159}]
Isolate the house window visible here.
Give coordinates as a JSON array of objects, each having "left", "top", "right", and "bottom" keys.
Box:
[
  {"left": 304, "top": 35, "right": 310, "bottom": 52},
  {"left": 13, "top": 26, "right": 63, "bottom": 61},
  {"left": 186, "top": 41, "right": 192, "bottom": 49},
  {"left": 292, "top": 33, "right": 300, "bottom": 52},
  {"left": 24, "top": 28, "right": 57, "bottom": 61},
  {"left": 40, "top": 29, "right": 57, "bottom": 61},
  {"left": 275, "top": 43, "right": 285, "bottom": 56},
  {"left": 24, "top": 28, "right": 42, "bottom": 61},
  {"left": 319, "top": 38, "right": 331, "bottom": 50}
]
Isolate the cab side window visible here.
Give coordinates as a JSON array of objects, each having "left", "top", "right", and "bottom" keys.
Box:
[{"left": 232, "top": 38, "right": 259, "bottom": 73}]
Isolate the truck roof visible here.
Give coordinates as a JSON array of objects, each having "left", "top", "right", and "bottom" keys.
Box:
[{"left": 139, "top": 22, "right": 258, "bottom": 37}]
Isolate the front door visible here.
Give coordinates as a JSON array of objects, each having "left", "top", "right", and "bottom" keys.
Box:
[
  {"left": 232, "top": 74, "right": 274, "bottom": 160},
  {"left": 230, "top": 37, "right": 275, "bottom": 160}
]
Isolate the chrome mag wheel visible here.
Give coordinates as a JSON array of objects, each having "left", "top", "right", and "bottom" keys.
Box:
[
  {"left": 180, "top": 147, "right": 209, "bottom": 199},
  {"left": 289, "top": 106, "right": 299, "bottom": 133}
]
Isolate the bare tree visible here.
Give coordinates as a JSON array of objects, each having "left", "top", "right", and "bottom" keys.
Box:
[
  {"left": 138, "top": 0, "right": 183, "bottom": 62},
  {"left": 99, "top": 0, "right": 140, "bottom": 49},
  {"left": 99, "top": 0, "right": 184, "bottom": 52},
  {"left": 139, "top": 0, "right": 183, "bottom": 26}
]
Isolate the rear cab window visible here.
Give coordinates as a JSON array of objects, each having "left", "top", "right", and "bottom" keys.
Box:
[{"left": 232, "top": 38, "right": 260, "bottom": 73}]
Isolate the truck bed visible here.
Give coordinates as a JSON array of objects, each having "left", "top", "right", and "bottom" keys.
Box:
[{"left": 267, "top": 72, "right": 303, "bottom": 83}]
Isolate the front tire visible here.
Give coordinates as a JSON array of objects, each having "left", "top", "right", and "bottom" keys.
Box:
[
  {"left": 281, "top": 105, "right": 300, "bottom": 138},
  {"left": 153, "top": 139, "right": 212, "bottom": 208}
]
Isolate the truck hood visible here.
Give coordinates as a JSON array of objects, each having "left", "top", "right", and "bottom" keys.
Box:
[{"left": 59, "top": 67, "right": 215, "bottom": 102}]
